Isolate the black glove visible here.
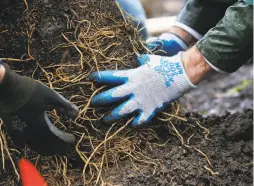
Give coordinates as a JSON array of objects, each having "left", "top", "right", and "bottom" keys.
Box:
[{"left": 0, "top": 63, "right": 79, "bottom": 155}]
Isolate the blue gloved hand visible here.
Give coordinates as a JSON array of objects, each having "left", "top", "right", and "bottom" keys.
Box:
[
  {"left": 90, "top": 52, "right": 196, "bottom": 127},
  {"left": 147, "top": 33, "right": 188, "bottom": 56}
]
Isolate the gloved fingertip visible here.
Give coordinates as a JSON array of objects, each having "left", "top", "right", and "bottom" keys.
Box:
[
  {"left": 130, "top": 112, "right": 152, "bottom": 128},
  {"left": 103, "top": 113, "right": 121, "bottom": 124},
  {"left": 64, "top": 103, "right": 79, "bottom": 119},
  {"left": 103, "top": 115, "right": 113, "bottom": 124},
  {"left": 90, "top": 96, "right": 98, "bottom": 106},
  {"left": 90, "top": 94, "right": 103, "bottom": 106},
  {"left": 91, "top": 88, "right": 121, "bottom": 106},
  {"left": 103, "top": 104, "right": 124, "bottom": 122},
  {"left": 90, "top": 94, "right": 111, "bottom": 106},
  {"left": 130, "top": 117, "right": 145, "bottom": 128},
  {"left": 88, "top": 72, "right": 99, "bottom": 81},
  {"left": 89, "top": 71, "right": 127, "bottom": 84},
  {"left": 48, "top": 91, "right": 79, "bottom": 119}
]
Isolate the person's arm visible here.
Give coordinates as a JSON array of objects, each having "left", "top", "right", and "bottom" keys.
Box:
[
  {"left": 164, "top": 0, "right": 238, "bottom": 47},
  {"left": 175, "top": 0, "right": 235, "bottom": 41},
  {"left": 147, "top": 0, "right": 235, "bottom": 56},
  {"left": 196, "top": 1, "right": 253, "bottom": 73},
  {"left": 168, "top": 1, "right": 253, "bottom": 74}
]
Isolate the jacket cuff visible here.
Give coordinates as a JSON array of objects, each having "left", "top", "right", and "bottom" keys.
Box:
[
  {"left": 200, "top": 53, "right": 228, "bottom": 74},
  {"left": 174, "top": 22, "right": 203, "bottom": 41}
]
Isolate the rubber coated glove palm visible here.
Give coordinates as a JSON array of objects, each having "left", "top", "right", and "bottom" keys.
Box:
[
  {"left": 0, "top": 63, "right": 79, "bottom": 155},
  {"left": 147, "top": 33, "right": 188, "bottom": 56},
  {"left": 90, "top": 52, "right": 195, "bottom": 127}
]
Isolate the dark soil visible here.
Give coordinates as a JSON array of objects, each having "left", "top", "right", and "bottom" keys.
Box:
[
  {"left": 0, "top": 0, "right": 253, "bottom": 186},
  {"left": 104, "top": 110, "right": 253, "bottom": 186}
]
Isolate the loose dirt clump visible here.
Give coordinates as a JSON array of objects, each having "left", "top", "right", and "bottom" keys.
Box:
[{"left": 0, "top": 0, "right": 253, "bottom": 186}]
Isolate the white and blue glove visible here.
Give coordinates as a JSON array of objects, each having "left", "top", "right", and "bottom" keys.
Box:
[
  {"left": 147, "top": 33, "right": 188, "bottom": 56},
  {"left": 90, "top": 52, "right": 196, "bottom": 127}
]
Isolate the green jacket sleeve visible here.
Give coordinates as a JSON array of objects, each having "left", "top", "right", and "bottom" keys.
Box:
[
  {"left": 196, "top": 1, "right": 253, "bottom": 73},
  {"left": 177, "top": 0, "right": 237, "bottom": 35}
]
